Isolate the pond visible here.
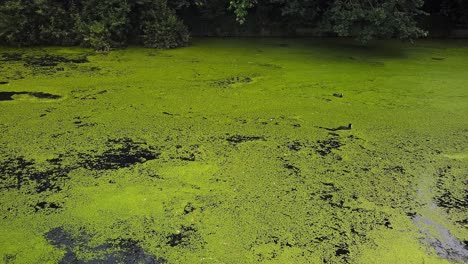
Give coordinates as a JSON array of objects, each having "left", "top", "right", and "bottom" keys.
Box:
[{"left": 0, "top": 38, "right": 467, "bottom": 263}]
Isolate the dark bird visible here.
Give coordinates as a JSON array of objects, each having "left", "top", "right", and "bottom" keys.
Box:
[{"left": 333, "top": 93, "right": 343, "bottom": 98}]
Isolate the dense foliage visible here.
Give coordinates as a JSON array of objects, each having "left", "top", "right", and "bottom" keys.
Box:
[
  {"left": 0, "top": 0, "right": 466, "bottom": 49},
  {"left": 0, "top": 0, "right": 190, "bottom": 51},
  {"left": 229, "top": 0, "right": 428, "bottom": 42}
]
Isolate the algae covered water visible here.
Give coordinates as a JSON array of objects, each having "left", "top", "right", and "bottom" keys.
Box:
[{"left": 0, "top": 38, "right": 467, "bottom": 263}]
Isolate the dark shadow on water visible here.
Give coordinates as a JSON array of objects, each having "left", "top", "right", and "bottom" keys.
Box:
[
  {"left": 304, "top": 38, "right": 409, "bottom": 59},
  {"left": 24, "top": 54, "right": 89, "bottom": 67}
]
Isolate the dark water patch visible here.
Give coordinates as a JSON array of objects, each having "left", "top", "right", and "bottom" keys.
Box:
[
  {"left": 46, "top": 228, "right": 164, "bottom": 264},
  {"left": 34, "top": 201, "right": 62, "bottom": 213},
  {"left": 46, "top": 227, "right": 77, "bottom": 248},
  {"left": 179, "top": 153, "right": 196, "bottom": 161},
  {"left": 0, "top": 91, "right": 61, "bottom": 101},
  {"left": 0, "top": 92, "right": 18, "bottom": 101},
  {"left": 321, "top": 182, "right": 339, "bottom": 189},
  {"left": 46, "top": 227, "right": 82, "bottom": 264},
  {"left": 226, "top": 135, "right": 265, "bottom": 144},
  {"left": 3, "top": 254, "right": 16, "bottom": 263},
  {"left": 278, "top": 157, "right": 301, "bottom": 177},
  {"left": 434, "top": 166, "right": 467, "bottom": 210},
  {"left": 71, "top": 89, "right": 107, "bottom": 100},
  {"left": 73, "top": 116, "right": 97, "bottom": 128},
  {"left": 166, "top": 226, "right": 197, "bottom": 247},
  {"left": 107, "top": 238, "right": 165, "bottom": 264},
  {"left": 0, "top": 53, "right": 23, "bottom": 62},
  {"left": 284, "top": 163, "right": 301, "bottom": 176},
  {"left": 29, "top": 166, "right": 71, "bottom": 193},
  {"left": 29, "top": 92, "right": 61, "bottom": 99},
  {"left": 287, "top": 141, "right": 303, "bottom": 151},
  {"left": 384, "top": 165, "right": 406, "bottom": 174},
  {"left": 78, "top": 138, "right": 160, "bottom": 171},
  {"left": 321, "top": 194, "right": 333, "bottom": 201},
  {"left": 406, "top": 211, "right": 417, "bottom": 217},
  {"left": 310, "top": 182, "right": 350, "bottom": 209},
  {"left": 315, "top": 135, "right": 343, "bottom": 157},
  {"left": 457, "top": 218, "right": 468, "bottom": 227},
  {"left": 0, "top": 156, "right": 35, "bottom": 190},
  {"left": 170, "top": 144, "right": 201, "bottom": 162},
  {"left": 382, "top": 218, "right": 393, "bottom": 229},
  {"left": 24, "top": 54, "right": 88, "bottom": 67},
  {"left": 435, "top": 191, "right": 467, "bottom": 210},
  {"left": 183, "top": 203, "right": 196, "bottom": 215},
  {"left": 0, "top": 155, "right": 75, "bottom": 193},
  {"left": 335, "top": 247, "right": 350, "bottom": 257},
  {"left": 212, "top": 76, "right": 252, "bottom": 88}
]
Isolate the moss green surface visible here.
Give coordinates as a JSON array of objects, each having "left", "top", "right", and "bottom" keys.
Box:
[{"left": 0, "top": 38, "right": 467, "bottom": 263}]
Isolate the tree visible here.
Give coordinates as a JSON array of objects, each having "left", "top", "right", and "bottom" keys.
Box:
[
  {"left": 0, "top": 0, "right": 79, "bottom": 46},
  {"left": 0, "top": 0, "right": 190, "bottom": 50},
  {"left": 140, "top": 0, "right": 190, "bottom": 49},
  {"left": 321, "top": 0, "right": 427, "bottom": 42},
  {"left": 228, "top": 0, "right": 427, "bottom": 42}
]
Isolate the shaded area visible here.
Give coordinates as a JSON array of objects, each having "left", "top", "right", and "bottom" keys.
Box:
[
  {"left": 24, "top": 55, "right": 88, "bottom": 67},
  {"left": 0, "top": 52, "right": 23, "bottom": 62},
  {"left": 0, "top": 53, "right": 88, "bottom": 66}
]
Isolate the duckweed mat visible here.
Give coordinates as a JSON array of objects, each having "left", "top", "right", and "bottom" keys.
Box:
[{"left": 0, "top": 38, "right": 467, "bottom": 263}]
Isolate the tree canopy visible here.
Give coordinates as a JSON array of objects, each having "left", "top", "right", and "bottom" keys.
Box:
[
  {"left": 0, "top": 0, "right": 466, "bottom": 50},
  {"left": 229, "top": 0, "right": 427, "bottom": 42}
]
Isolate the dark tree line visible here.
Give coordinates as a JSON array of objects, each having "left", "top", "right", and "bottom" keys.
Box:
[
  {"left": 0, "top": 0, "right": 189, "bottom": 51},
  {"left": 0, "top": 0, "right": 466, "bottom": 50}
]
